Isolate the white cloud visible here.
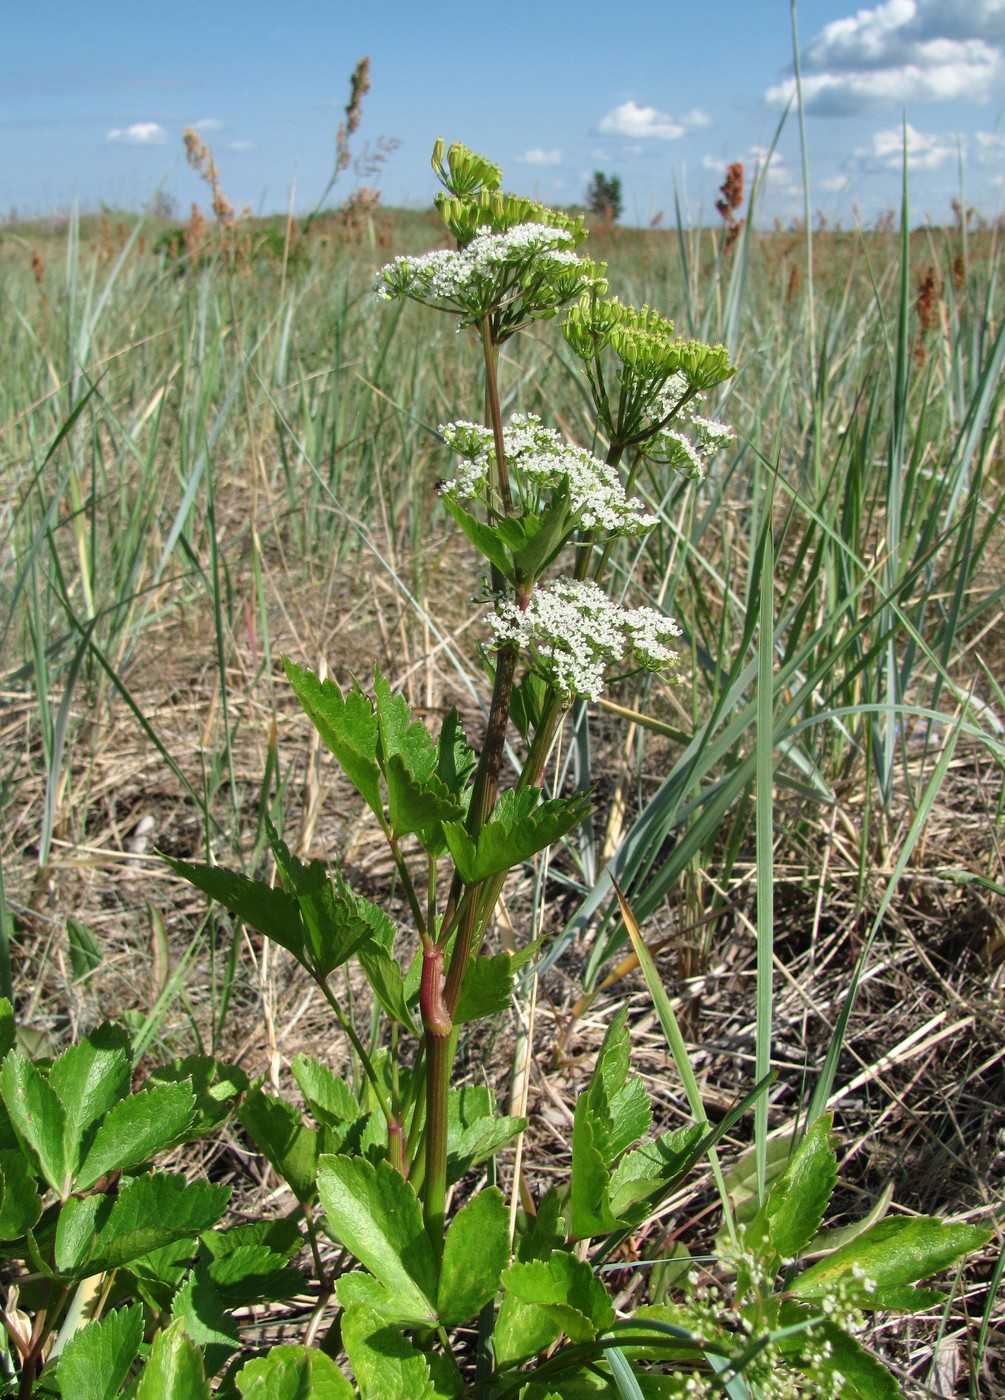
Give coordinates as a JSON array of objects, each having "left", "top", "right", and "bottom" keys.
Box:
[
  {"left": 519, "top": 148, "right": 562, "bottom": 165},
  {"left": 106, "top": 122, "right": 167, "bottom": 145},
  {"left": 192, "top": 118, "right": 223, "bottom": 133},
  {"left": 228, "top": 140, "right": 256, "bottom": 152},
  {"left": 599, "top": 101, "right": 685, "bottom": 140},
  {"left": 860, "top": 122, "right": 957, "bottom": 168},
  {"left": 820, "top": 174, "right": 853, "bottom": 191},
  {"left": 680, "top": 108, "right": 712, "bottom": 129},
  {"left": 765, "top": 0, "right": 1005, "bottom": 114}
]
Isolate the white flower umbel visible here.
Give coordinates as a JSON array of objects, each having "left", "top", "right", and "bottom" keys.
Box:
[
  {"left": 492, "top": 577, "right": 681, "bottom": 700},
  {"left": 374, "top": 224, "right": 598, "bottom": 324},
  {"left": 440, "top": 413, "right": 658, "bottom": 537}
]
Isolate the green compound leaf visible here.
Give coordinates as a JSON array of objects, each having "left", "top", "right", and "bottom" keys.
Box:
[
  {"left": 790, "top": 1216, "right": 992, "bottom": 1309},
  {"left": 56, "top": 1194, "right": 108, "bottom": 1274},
  {"left": 1, "top": 1050, "right": 68, "bottom": 1195},
  {"left": 238, "top": 1088, "right": 318, "bottom": 1206},
  {"left": 502, "top": 1251, "right": 614, "bottom": 1344},
  {"left": 89, "top": 1173, "right": 231, "bottom": 1274},
  {"left": 163, "top": 858, "right": 302, "bottom": 963},
  {"left": 570, "top": 1093, "right": 619, "bottom": 1240},
  {"left": 748, "top": 1113, "right": 837, "bottom": 1264},
  {"left": 443, "top": 787, "right": 592, "bottom": 886},
  {"left": 236, "top": 1343, "right": 355, "bottom": 1399},
  {"left": 453, "top": 953, "right": 513, "bottom": 1024},
  {"left": 267, "top": 821, "right": 374, "bottom": 976},
  {"left": 317, "top": 1154, "right": 438, "bottom": 1326},
  {"left": 135, "top": 1321, "right": 211, "bottom": 1400},
  {"left": 58, "top": 1303, "right": 144, "bottom": 1400},
  {"left": 446, "top": 1086, "right": 524, "bottom": 1184},
  {"left": 284, "top": 660, "right": 382, "bottom": 817},
  {"left": 0, "top": 1149, "right": 42, "bottom": 1240},
  {"left": 438, "top": 1186, "right": 509, "bottom": 1326},
  {"left": 75, "top": 1080, "right": 196, "bottom": 1191}
]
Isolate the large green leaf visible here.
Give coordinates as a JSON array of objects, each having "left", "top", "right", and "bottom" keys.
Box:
[
  {"left": 443, "top": 788, "right": 592, "bottom": 885},
  {"left": 341, "top": 1302, "right": 443, "bottom": 1400},
  {"left": 48, "top": 1028, "right": 132, "bottom": 1180},
  {"left": 284, "top": 661, "right": 382, "bottom": 817},
  {"left": 75, "top": 1080, "right": 196, "bottom": 1191},
  {"left": 501, "top": 1252, "right": 614, "bottom": 1343},
  {"left": 236, "top": 1344, "right": 355, "bottom": 1399},
  {"left": 134, "top": 1322, "right": 211, "bottom": 1400},
  {"left": 438, "top": 1187, "right": 509, "bottom": 1325},
  {"left": 238, "top": 1089, "right": 318, "bottom": 1206},
  {"left": 170, "top": 1270, "right": 240, "bottom": 1376},
  {"left": 58, "top": 1304, "right": 144, "bottom": 1400},
  {"left": 790, "top": 1216, "right": 991, "bottom": 1308},
  {"left": 1, "top": 1050, "right": 68, "bottom": 1195},
  {"left": 0, "top": 1149, "right": 42, "bottom": 1239},
  {"left": 317, "top": 1155, "right": 438, "bottom": 1325},
  {"left": 440, "top": 495, "right": 516, "bottom": 580},
  {"left": 748, "top": 1114, "right": 836, "bottom": 1263},
  {"left": 88, "top": 1174, "right": 231, "bottom": 1274},
  {"left": 373, "top": 670, "right": 463, "bottom": 837},
  {"left": 796, "top": 1319, "right": 901, "bottom": 1399},
  {"left": 453, "top": 952, "right": 513, "bottom": 1024},
  {"left": 291, "top": 1055, "right": 360, "bottom": 1128},
  {"left": 56, "top": 1194, "right": 108, "bottom": 1274},
  {"left": 492, "top": 1293, "right": 562, "bottom": 1368},
  {"left": 163, "top": 859, "right": 302, "bottom": 963},
  {"left": 607, "top": 1126, "right": 705, "bottom": 1223}
]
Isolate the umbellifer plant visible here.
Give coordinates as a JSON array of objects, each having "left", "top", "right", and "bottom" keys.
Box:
[{"left": 2, "top": 139, "right": 979, "bottom": 1397}]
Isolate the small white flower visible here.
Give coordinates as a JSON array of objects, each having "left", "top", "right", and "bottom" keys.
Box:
[{"left": 491, "top": 577, "right": 680, "bottom": 699}]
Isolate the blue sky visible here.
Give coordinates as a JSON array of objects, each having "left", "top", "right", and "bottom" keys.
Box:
[{"left": 3, "top": 0, "right": 1003, "bottom": 226}]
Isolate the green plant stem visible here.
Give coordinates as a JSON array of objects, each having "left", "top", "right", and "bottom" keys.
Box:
[{"left": 422, "top": 1029, "right": 452, "bottom": 1257}]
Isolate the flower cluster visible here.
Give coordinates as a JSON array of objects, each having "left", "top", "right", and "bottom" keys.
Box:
[
  {"left": 374, "top": 224, "right": 605, "bottom": 332},
  {"left": 491, "top": 577, "right": 681, "bottom": 700},
  {"left": 441, "top": 414, "right": 658, "bottom": 536},
  {"left": 642, "top": 374, "right": 736, "bottom": 481}
]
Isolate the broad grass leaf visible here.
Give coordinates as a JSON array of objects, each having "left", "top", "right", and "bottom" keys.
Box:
[
  {"left": 57, "top": 1303, "right": 144, "bottom": 1400},
  {"left": 75, "top": 1080, "right": 196, "bottom": 1190},
  {"left": 89, "top": 1174, "right": 230, "bottom": 1274},
  {"left": 284, "top": 661, "right": 381, "bottom": 817},
  {"left": 317, "top": 1155, "right": 437, "bottom": 1326},
  {"left": 501, "top": 1251, "right": 614, "bottom": 1343},
  {"left": 438, "top": 1186, "right": 509, "bottom": 1325},
  {"left": 790, "top": 1217, "right": 991, "bottom": 1307},
  {"left": 134, "top": 1321, "right": 211, "bottom": 1400},
  {"left": 235, "top": 1343, "right": 355, "bottom": 1399},
  {"left": 238, "top": 1089, "right": 318, "bottom": 1205},
  {"left": 748, "top": 1113, "right": 837, "bottom": 1262},
  {"left": 0, "top": 1149, "right": 42, "bottom": 1239},
  {"left": 569, "top": 1094, "right": 619, "bottom": 1240},
  {"left": 1, "top": 1050, "right": 68, "bottom": 1195}
]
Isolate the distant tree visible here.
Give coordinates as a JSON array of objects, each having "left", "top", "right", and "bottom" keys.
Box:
[{"left": 587, "top": 171, "right": 623, "bottom": 222}]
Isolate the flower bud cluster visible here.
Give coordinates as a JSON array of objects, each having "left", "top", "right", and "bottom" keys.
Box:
[
  {"left": 441, "top": 413, "right": 658, "bottom": 536},
  {"left": 491, "top": 577, "right": 681, "bottom": 700}
]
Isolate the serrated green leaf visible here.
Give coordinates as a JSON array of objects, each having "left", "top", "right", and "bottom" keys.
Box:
[
  {"left": 790, "top": 1216, "right": 991, "bottom": 1306},
  {"left": 341, "top": 1302, "right": 438, "bottom": 1400},
  {"left": 438, "top": 1187, "right": 509, "bottom": 1326},
  {"left": 238, "top": 1089, "right": 318, "bottom": 1205},
  {"left": 356, "top": 939, "right": 418, "bottom": 1035},
  {"left": 76, "top": 1080, "right": 196, "bottom": 1191},
  {"left": 49, "top": 1029, "right": 133, "bottom": 1183},
  {"left": 588, "top": 1007, "right": 651, "bottom": 1162},
  {"left": 384, "top": 753, "right": 463, "bottom": 837},
  {"left": 317, "top": 1155, "right": 437, "bottom": 1325},
  {"left": 1, "top": 1050, "right": 68, "bottom": 1195},
  {"left": 200, "top": 1217, "right": 302, "bottom": 1262},
  {"left": 268, "top": 822, "right": 374, "bottom": 976},
  {"left": 443, "top": 788, "right": 592, "bottom": 885},
  {"left": 56, "top": 1193, "right": 108, "bottom": 1273},
  {"left": 440, "top": 495, "right": 516, "bottom": 580},
  {"left": 135, "top": 1321, "right": 211, "bottom": 1400},
  {"left": 492, "top": 1293, "right": 563, "bottom": 1368},
  {"left": 607, "top": 1126, "right": 705, "bottom": 1222},
  {"left": 0, "top": 1149, "right": 42, "bottom": 1239},
  {"left": 749, "top": 1114, "right": 837, "bottom": 1263},
  {"left": 89, "top": 1174, "right": 230, "bottom": 1274},
  {"left": 454, "top": 953, "right": 513, "bottom": 1024},
  {"left": 291, "top": 1055, "right": 359, "bottom": 1128},
  {"left": 436, "top": 709, "right": 476, "bottom": 798},
  {"left": 447, "top": 1112, "right": 525, "bottom": 1185},
  {"left": 171, "top": 1268, "right": 240, "bottom": 1375},
  {"left": 570, "top": 1094, "right": 619, "bottom": 1241},
  {"left": 284, "top": 661, "right": 382, "bottom": 817},
  {"left": 163, "top": 858, "right": 303, "bottom": 964},
  {"left": 502, "top": 1252, "right": 614, "bottom": 1343},
  {"left": 205, "top": 1243, "right": 304, "bottom": 1305},
  {"left": 509, "top": 497, "right": 578, "bottom": 578},
  {"left": 147, "top": 1055, "right": 248, "bottom": 1137},
  {"left": 57, "top": 1303, "right": 144, "bottom": 1400},
  {"left": 796, "top": 1320, "right": 902, "bottom": 1398},
  {"left": 236, "top": 1344, "right": 355, "bottom": 1399}
]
